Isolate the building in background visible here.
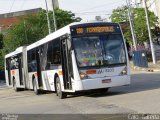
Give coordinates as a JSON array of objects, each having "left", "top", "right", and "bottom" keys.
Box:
[
  {"left": 141, "top": 0, "right": 157, "bottom": 15},
  {"left": 0, "top": 8, "right": 41, "bottom": 33},
  {"left": 153, "top": 0, "right": 160, "bottom": 23},
  {"left": 130, "top": 0, "right": 160, "bottom": 25},
  {"left": 140, "top": 0, "right": 160, "bottom": 25}
]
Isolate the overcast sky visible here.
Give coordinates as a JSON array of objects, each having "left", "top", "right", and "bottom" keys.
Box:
[{"left": 0, "top": 0, "right": 126, "bottom": 21}]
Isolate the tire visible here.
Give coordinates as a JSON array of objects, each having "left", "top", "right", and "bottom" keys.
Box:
[
  {"left": 99, "top": 88, "right": 109, "bottom": 94},
  {"left": 93, "top": 88, "right": 109, "bottom": 94},
  {"left": 56, "top": 77, "right": 67, "bottom": 99},
  {"left": 13, "top": 79, "right": 18, "bottom": 92},
  {"left": 33, "top": 79, "right": 40, "bottom": 95}
]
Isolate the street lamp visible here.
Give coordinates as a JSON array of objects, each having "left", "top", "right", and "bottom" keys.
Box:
[
  {"left": 126, "top": 0, "right": 137, "bottom": 50},
  {"left": 51, "top": 0, "right": 58, "bottom": 31},
  {"left": 45, "top": 0, "right": 52, "bottom": 34}
]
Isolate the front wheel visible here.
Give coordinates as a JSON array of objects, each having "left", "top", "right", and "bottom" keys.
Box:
[
  {"left": 93, "top": 88, "right": 109, "bottom": 94},
  {"left": 56, "top": 77, "right": 67, "bottom": 99},
  {"left": 99, "top": 88, "right": 109, "bottom": 94}
]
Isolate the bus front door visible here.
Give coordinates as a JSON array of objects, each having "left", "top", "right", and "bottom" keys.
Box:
[{"left": 61, "top": 37, "right": 72, "bottom": 90}]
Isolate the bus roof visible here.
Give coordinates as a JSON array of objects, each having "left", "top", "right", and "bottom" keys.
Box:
[
  {"left": 5, "top": 21, "right": 119, "bottom": 57},
  {"left": 5, "top": 46, "right": 24, "bottom": 58},
  {"left": 26, "top": 21, "right": 119, "bottom": 51},
  {"left": 26, "top": 22, "right": 76, "bottom": 51}
]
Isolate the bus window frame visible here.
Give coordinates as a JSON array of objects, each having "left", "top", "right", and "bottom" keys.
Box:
[{"left": 71, "top": 33, "right": 127, "bottom": 70}]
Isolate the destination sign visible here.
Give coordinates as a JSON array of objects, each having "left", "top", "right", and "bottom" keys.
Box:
[{"left": 75, "top": 26, "right": 114, "bottom": 34}]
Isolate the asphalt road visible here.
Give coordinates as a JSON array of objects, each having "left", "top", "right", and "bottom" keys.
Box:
[{"left": 0, "top": 71, "right": 160, "bottom": 119}]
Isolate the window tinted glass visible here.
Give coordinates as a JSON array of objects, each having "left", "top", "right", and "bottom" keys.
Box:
[
  {"left": 27, "top": 49, "right": 37, "bottom": 72},
  {"left": 73, "top": 34, "right": 126, "bottom": 67},
  {"left": 46, "top": 39, "right": 61, "bottom": 70}
]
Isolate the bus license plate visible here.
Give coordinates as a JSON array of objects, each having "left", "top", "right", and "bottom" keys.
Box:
[{"left": 102, "top": 79, "right": 111, "bottom": 83}]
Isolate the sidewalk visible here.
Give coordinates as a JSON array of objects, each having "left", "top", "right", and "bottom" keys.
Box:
[{"left": 130, "top": 61, "right": 160, "bottom": 72}]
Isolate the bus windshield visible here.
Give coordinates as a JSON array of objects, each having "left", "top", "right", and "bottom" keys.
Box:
[{"left": 73, "top": 34, "right": 126, "bottom": 67}]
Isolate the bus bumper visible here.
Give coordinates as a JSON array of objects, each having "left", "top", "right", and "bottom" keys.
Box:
[{"left": 74, "top": 75, "right": 130, "bottom": 91}]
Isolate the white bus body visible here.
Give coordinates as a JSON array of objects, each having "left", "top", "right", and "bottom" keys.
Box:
[
  {"left": 5, "top": 46, "right": 27, "bottom": 91},
  {"left": 5, "top": 22, "right": 130, "bottom": 98}
]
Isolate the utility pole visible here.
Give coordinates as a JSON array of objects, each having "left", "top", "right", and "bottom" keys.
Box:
[
  {"left": 135, "top": 0, "right": 137, "bottom": 8},
  {"left": 45, "top": 0, "right": 52, "bottom": 34},
  {"left": 23, "top": 20, "right": 28, "bottom": 44},
  {"left": 126, "top": 0, "right": 137, "bottom": 50},
  {"left": 52, "top": 0, "right": 58, "bottom": 31},
  {"left": 144, "top": 0, "right": 156, "bottom": 64}
]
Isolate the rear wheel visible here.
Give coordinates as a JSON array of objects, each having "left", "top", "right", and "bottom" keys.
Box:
[
  {"left": 33, "top": 79, "right": 40, "bottom": 95},
  {"left": 56, "top": 77, "right": 67, "bottom": 99}
]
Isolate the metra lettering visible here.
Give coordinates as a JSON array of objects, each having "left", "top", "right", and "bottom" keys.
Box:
[
  {"left": 97, "top": 69, "right": 104, "bottom": 74},
  {"left": 97, "top": 68, "right": 114, "bottom": 74}
]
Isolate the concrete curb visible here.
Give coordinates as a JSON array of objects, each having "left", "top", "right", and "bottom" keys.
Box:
[{"left": 130, "top": 63, "right": 160, "bottom": 72}]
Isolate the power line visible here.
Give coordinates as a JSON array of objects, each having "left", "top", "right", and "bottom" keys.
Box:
[
  {"left": 75, "top": 0, "right": 125, "bottom": 13},
  {"left": 76, "top": 14, "right": 111, "bottom": 16},
  {"left": 9, "top": 0, "right": 16, "bottom": 13},
  {"left": 75, "top": 13, "right": 111, "bottom": 16},
  {"left": 20, "top": 0, "right": 26, "bottom": 11},
  {"left": 75, "top": 11, "right": 112, "bottom": 15}
]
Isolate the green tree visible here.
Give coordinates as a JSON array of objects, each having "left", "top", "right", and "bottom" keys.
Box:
[
  {"left": 111, "top": 6, "right": 159, "bottom": 45},
  {"left": 1, "top": 9, "right": 81, "bottom": 70},
  {"left": 54, "top": 9, "right": 81, "bottom": 29},
  {"left": 3, "top": 9, "right": 81, "bottom": 53},
  {"left": 0, "top": 33, "right": 3, "bottom": 49},
  {"left": 0, "top": 33, "right": 4, "bottom": 70},
  {"left": 111, "top": 6, "right": 128, "bottom": 23}
]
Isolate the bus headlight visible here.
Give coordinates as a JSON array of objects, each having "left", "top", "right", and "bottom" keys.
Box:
[
  {"left": 120, "top": 67, "right": 127, "bottom": 75},
  {"left": 79, "top": 72, "right": 90, "bottom": 80}
]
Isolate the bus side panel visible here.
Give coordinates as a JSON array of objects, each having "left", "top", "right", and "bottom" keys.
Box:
[
  {"left": 71, "top": 51, "right": 83, "bottom": 91},
  {"left": 27, "top": 72, "right": 37, "bottom": 89},
  {"left": 11, "top": 69, "right": 20, "bottom": 87},
  {"left": 5, "top": 59, "right": 12, "bottom": 86},
  {"left": 41, "top": 70, "right": 54, "bottom": 91},
  {"left": 41, "top": 68, "right": 64, "bottom": 91},
  {"left": 5, "top": 59, "right": 8, "bottom": 86},
  {"left": 5, "top": 69, "right": 9, "bottom": 86}
]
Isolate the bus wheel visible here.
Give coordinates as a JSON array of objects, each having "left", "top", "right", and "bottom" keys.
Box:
[
  {"left": 56, "top": 77, "right": 67, "bottom": 99},
  {"left": 99, "top": 88, "right": 109, "bottom": 94},
  {"left": 33, "top": 79, "right": 40, "bottom": 95},
  {"left": 13, "top": 79, "right": 18, "bottom": 92}
]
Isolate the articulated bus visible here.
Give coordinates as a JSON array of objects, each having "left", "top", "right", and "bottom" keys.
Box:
[
  {"left": 5, "top": 22, "right": 130, "bottom": 99},
  {"left": 5, "top": 46, "right": 27, "bottom": 91}
]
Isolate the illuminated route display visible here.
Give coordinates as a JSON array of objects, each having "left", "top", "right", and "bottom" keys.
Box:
[
  {"left": 76, "top": 26, "right": 114, "bottom": 34},
  {"left": 70, "top": 23, "right": 121, "bottom": 36}
]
